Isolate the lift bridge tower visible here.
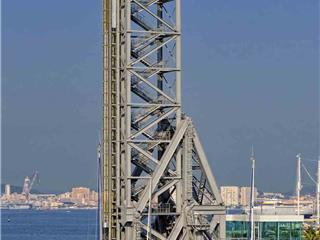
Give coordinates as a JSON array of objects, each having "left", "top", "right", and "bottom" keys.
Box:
[{"left": 101, "top": 0, "right": 226, "bottom": 239}]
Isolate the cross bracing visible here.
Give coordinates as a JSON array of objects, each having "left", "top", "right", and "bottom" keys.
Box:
[{"left": 101, "top": 1, "right": 226, "bottom": 239}]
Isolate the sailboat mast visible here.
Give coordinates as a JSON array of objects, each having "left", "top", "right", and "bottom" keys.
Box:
[
  {"left": 248, "top": 147, "right": 255, "bottom": 240},
  {"left": 296, "top": 154, "right": 302, "bottom": 216},
  {"left": 97, "top": 143, "right": 102, "bottom": 240}
]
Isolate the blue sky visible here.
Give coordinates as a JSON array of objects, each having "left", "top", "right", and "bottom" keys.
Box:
[{"left": 2, "top": 0, "right": 319, "bottom": 193}]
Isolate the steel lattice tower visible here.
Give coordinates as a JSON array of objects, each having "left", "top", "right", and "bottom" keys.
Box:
[{"left": 101, "top": 1, "right": 226, "bottom": 239}]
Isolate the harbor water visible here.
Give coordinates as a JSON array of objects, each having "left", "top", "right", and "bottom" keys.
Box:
[{"left": 1, "top": 209, "right": 98, "bottom": 240}]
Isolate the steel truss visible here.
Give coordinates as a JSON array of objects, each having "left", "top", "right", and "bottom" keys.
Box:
[{"left": 102, "top": 0, "right": 226, "bottom": 239}]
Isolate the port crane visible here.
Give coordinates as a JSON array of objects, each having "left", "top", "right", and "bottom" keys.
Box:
[
  {"left": 22, "top": 171, "right": 39, "bottom": 200},
  {"left": 100, "top": 0, "right": 226, "bottom": 239}
]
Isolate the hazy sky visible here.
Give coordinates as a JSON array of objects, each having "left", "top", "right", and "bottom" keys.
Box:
[{"left": 2, "top": 0, "right": 319, "bottom": 193}]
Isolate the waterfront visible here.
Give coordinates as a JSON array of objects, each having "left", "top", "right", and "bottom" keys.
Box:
[
  {"left": 1, "top": 186, "right": 98, "bottom": 210},
  {"left": 1, "top": 209, "right": 98, "bottom": 240}
]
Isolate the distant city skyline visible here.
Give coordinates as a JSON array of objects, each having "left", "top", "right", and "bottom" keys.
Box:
[
  {"left": 1, "top": 185, "right": 98, "bottom": 210},
  {"left": 2, "top": 0, "right": 319, "bottom": 193}
]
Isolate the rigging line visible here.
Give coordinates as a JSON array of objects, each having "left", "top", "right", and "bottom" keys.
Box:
[
  {"left": 303, "top": 182, "right": 316, "bottom": 186},
  {"left": 303, "top": 158, "right": 318, "bottom": 163},
  {"left": 301, "top": 163, "right": 317, "bottom": 185}
]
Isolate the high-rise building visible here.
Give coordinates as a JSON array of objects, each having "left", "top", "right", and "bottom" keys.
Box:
[
  {"left": 71, "top": 187, "right": 90, "bottom": 203},
  {"left": 90, "top": 190, "right": 98, "bottom": 202},
  {"left": 5, "top": 184, "right": 11, "bottom": 196},
  {"left": 221, "top": 186, "right": 239, "bottom": 206},
  {"left": 240, "top": 186, "right": 257, "bottom": 206}
]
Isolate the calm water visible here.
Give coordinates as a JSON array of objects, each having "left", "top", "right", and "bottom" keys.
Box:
[{"left": 1, "top": 209, "right": 98, "bottom": 240}]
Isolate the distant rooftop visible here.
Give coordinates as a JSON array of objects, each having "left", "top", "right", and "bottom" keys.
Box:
[{"left": 226, "top": 214, "right": 303, "bottom": 222}]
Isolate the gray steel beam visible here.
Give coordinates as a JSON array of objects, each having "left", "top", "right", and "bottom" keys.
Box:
[
  {"left": 193, "top": 129, "right": 223, "bottom": 205},
  {"left": 168, "top": 215, "right": 184, "bottom": 240},
  {"left": 136, "top": 119, "right": 189, "bottom": 213},
  {"left": 140, "top": 224, "right": 167, "bottom": 240}
]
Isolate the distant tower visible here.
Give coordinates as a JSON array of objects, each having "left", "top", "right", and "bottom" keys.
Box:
[
  {"left": 5, "top": 184, "right": 11, "bottom": 196},
  {"left": 22, "top": 171, "right": 39, "bottom": 200},
  {"left": 22, "top": 176, "right": 31, "bottom": 196}
]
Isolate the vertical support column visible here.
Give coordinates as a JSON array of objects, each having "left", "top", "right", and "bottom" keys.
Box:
[
  {"left": 114, "top": 1, "right": 121, "bottom": 239},
  {"left": 125, "top": 0, "right": 131, "bottom": 207},
  {"left": 175, "top": 0, "right": 182, "bottom": 214},
  {"left": 124, "top": 0, "right": 133, "bottom": 239},
  {"left": 175, "top": 0, "right": 181, "bottom": 123},
  {"left": 103, "top": 0, "right": 121, "bottom": 239},
  {"left": 219, "top": 215, "right": 226, "bottom": 239},
  {"left": 181, "top": 121, "right": 196, "bottom": 240},
  {"left": 110, "top": 8, "right": 119, "bottom": 240},
  {"left": 102, "top": 0, "right": 110, "bottom": 238},
  {"left": 183, "top": 120, "right": 193, "bottom": 202},
  {"left": 119, "top": 1, "right": 127, "bottom": 236}
]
